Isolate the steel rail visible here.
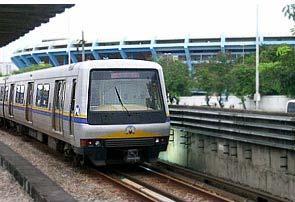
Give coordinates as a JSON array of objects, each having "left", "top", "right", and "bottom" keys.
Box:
[
  {"left": 95, "top": 169, "right": 158, "bottom": 202},
  {"left": 112, "top": 169, "right": 185, "bottom": 202},
  {"left": 136, "top": 165, "right": 233, "bottom": 202},
  {"left": 151, "top": 160, "right": 292, "bottom": 202}
]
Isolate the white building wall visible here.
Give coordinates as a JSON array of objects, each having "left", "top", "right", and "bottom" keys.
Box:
[
  {"left": 0, "top": 62, "right": 18, "bottom": 75},
  {"left": 179, "top": 95, "right": 292, "bottom": 112}
]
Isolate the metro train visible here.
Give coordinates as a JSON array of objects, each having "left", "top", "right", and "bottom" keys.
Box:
[{"left": 0, "top": 60, "right": 170, "bottom": 166}]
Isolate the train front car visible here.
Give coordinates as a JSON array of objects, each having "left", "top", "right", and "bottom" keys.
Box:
[{"left": 77, "top": 60, "right": 170, "bottom": 166}]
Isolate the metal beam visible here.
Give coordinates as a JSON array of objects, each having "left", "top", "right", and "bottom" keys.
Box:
[
  {"left": 119, "top": 40, "right": 127, "bottom": 59},
  {"left": 11, "top": 57, "right": 24, "bottom": 68},
  {"left": 48, "top": 53, "right": 59, "bottom": 66},
  {"left": 31, "top": 53, "right": 41, "bottom": 64},
  {"left": 184, "top": 36, "right": 193, "bottom": 73},
  {"left": 66, "top": 41, "right": 77, "bottom": 64},
  {"left": 70, "top": 52, "right": 78, "bottom": 63},
  {"left": 91, "top": 40, "right": 100, "bottom": 59},
  {"left": 220, "top": 35, "right": 225, "bottom": 53},
  {"left": 150, "top": 39, "right": 158, "bottom": 61},
  {"left": 19, "top": 55, "right": 31, "bottom": 67}
]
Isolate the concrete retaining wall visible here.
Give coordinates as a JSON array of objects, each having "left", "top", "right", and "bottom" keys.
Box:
[{"left": 159, "top": 129, "right": 295, "bottom": 201}]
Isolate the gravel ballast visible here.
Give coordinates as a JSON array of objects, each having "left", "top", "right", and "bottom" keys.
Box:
[
  {"left": 0, "top": 167, "right": 33, "bottom": 202},
  {"left": 0, "top": 129, "right": 138, "bottom": 201}
]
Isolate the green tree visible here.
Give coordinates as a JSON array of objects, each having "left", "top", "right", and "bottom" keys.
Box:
[
  {"left": 194, "top": 53, "right": 233, "bottom": 107},
  {"left": 157, "top": 57, "right": 191, "bottom": 101},
  {"left": 228, "top": 64, "right": 255, "bottom": 109},
  {"left": 236, "top": 53, "right": 255, "bottom": 65},
  {"left": 276, "top": 45, "right": 295, "bottom": 68},
  {"left": 282, "top": 4, "right": 295, "bottom": 35},
  {"left": 12, "top": 63, "right": 51, "bottom": 74},
  {"left": 260, "top": 45, "right": 280, "bottom": 63},
  {"left": 276, "top": 45, "right": 295, "bottom": 97},
  {"left": 259, "top": 62, "right": 284, "bottom": 95}
]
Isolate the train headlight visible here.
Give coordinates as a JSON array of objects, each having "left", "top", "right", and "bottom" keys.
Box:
[
  {"left": 80, "top": 139, "right": 102, "bottom": 147},
  {"left": 155, "top": 138, "right": 160, "bottom": 143}
]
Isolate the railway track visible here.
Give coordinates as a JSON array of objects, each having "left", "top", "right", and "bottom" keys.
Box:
[
  {"left": 96, "top": 165, "right": 234, "bottom": 202},
  {"left": 149, "top": 160, "right": 291, "bottom": 202},
  {"left": 96, "top": 169, "right": 159, "bottom": 202}
]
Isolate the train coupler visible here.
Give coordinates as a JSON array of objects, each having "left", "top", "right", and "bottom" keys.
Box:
[{"left": 124, "top": 149, "right": 140, "bottom": 163}]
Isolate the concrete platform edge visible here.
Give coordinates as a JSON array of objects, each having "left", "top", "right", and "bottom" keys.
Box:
[{"left": 0, "top": 141, "right": 76, "bottom": 202}]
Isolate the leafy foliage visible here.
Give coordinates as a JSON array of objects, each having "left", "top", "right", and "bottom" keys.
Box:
[
  {"left": 282, "top": 4, "right": 295, "bottom": 35},
  {"left": 194, "top": 53, "right": 233, "bottom": 107},
  {"left": 276, "top": 46, "right": 295, "bottom": 97},
  {"left": 12, "top": 63, "right": 51, "bottom": 74},
  {"left": 157, "top": 57, "right": 191, "bottom": 99},
  {"left": 277, "top": 45, "right": 295, "bottom": 68},
  {"left": 228, "top": 65, "right": 255, "bottom": 109},
  {"left": 235, "top": 45, "right": 295, "bottom": 96},
  {"left": 260, "top": 45, "right": 280, "bottom": 63},
  {"left": 283, "top": 4, "right": 295, "bottom": 21},
  {"left": 259, "top": 62, "right": 284, "bottom": 95},
  {"left": 229, "top": 65, "right": 255, "bottom": 97},
  {"left": 194, "top": 45, "right": 295, "bottom": 107}
]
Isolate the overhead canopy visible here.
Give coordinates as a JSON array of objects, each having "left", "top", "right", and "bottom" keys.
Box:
[{"left": 0, "top": 4, "right": 74, "bottom": 47}]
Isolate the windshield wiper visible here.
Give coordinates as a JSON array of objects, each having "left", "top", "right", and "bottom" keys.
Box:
[{"left": 115, "top": 86, "right": 130, "bottom": 116}]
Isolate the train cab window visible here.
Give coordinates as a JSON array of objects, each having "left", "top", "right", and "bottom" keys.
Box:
[
  {"left": 15, "top": 85, "right": 25, "bottom": 104},
  {"left": 88, "top": 69, "right": 166, "bottom": 125},
  {"left": 36, "top": 84, "right": 50, "bottom": 108}
]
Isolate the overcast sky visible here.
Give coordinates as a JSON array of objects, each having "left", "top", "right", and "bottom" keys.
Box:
[{"left": 0, "top": 0, "right": 294, "bottom": 62}]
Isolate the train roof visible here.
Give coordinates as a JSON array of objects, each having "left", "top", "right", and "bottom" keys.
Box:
[{"left": 0, "top": 59, "right": 162, "bottom": 83}]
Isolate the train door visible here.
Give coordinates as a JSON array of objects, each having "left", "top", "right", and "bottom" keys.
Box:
[
  {"left": 69, "top": 79, "right": 77, "bottom": 136},
  {"left": 0, "top": 86, "right": 5, "bottom": 117},
  {"left": 25, "top": 82, "right": 34, "bottom": 122},
  {"left": 8, "top": 84, "right": 14, "bottom": 116},
  {"left": 52, "top": 80, "right": 66, "bottom": 133}
]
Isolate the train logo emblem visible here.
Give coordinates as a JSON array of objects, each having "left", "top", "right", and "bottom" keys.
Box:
[{"left": 125, "top": 126, "right": 136, "bottom": 135}]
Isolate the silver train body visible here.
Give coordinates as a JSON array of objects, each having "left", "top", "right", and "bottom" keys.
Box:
[{"left": 0, "top": 60, "right": 170, "bottom": 165}]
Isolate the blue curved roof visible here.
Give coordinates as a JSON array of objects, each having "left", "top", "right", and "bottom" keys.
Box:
[{"left": 11, "top": 36, "right": 295, "bottom": 71}]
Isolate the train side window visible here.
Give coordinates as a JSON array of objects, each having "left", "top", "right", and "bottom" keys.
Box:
[
  {"left": 42, "top": 84, "right": 50, "bottom": 108},
  {"left": 70, "top": 79, "right": 77, "bottom": 112},
  {"left": 36, "top": 84, "right": 50, "bottom": 108},
  {"left": 0, "top": 86, "right": 4, "bottom": 101},
  {"left": 4, "top": 86, "right": 9, "bottom": 102},
  {"left": 15, "top": 86, "right": 20, "bottom": 103},
  {"left": 287, "top": 102, "right": 295, "bottom": 113},
  {"left": 36, "top": 84, "right": 43, "bottom": 107},
  {"left": 15, "top": 85, "right": 25, "bottom": 104}
]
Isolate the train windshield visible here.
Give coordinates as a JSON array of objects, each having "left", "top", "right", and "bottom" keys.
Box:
[{"left": 88, "top": 69, "right": 166, "bottom": 125}]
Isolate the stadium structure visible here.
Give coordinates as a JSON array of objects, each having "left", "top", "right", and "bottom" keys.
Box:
[{"left": 11, "top": 36, "right": 295, "bottom": 71}]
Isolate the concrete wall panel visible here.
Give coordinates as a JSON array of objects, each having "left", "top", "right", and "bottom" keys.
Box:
[{"left": 160, "top": 128, "right": 295, "bottom": 201}]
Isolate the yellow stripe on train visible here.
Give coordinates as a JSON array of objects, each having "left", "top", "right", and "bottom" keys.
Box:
[{"left": 97, "top": 130, "right": 162, "bottom": 139}]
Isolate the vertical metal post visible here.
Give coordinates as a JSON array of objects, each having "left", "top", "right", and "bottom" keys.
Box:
[
  {"left": 242, "top": 44, "right": 245, "bottom": 64},
  {"left": 67, "top": 10, "right": 71, "bottom": 65},
  {"left": 82, "top": 31, "right": 85, "bottom": 62},
  {"left": 6, "top": 64, "right": 8, "bottom": 75},
  {"left": 254, "top": 4, "right": 260, "bottom": 110}
]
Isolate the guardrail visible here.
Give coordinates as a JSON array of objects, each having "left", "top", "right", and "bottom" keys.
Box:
[{"left": 169, "top": 105, "right": 295, "bottom": 150}]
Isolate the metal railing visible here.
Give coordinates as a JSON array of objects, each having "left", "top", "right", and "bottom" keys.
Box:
[{"left": 169, "top": 105, "right": 295, "bottom": 150}]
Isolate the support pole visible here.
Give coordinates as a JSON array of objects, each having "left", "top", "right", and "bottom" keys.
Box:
[
  {"left": 82, "top": 31, "right": 85, "bottom": 62},
  {"left": 254, "top": 4, "right": 260, "bottom": 110}
]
